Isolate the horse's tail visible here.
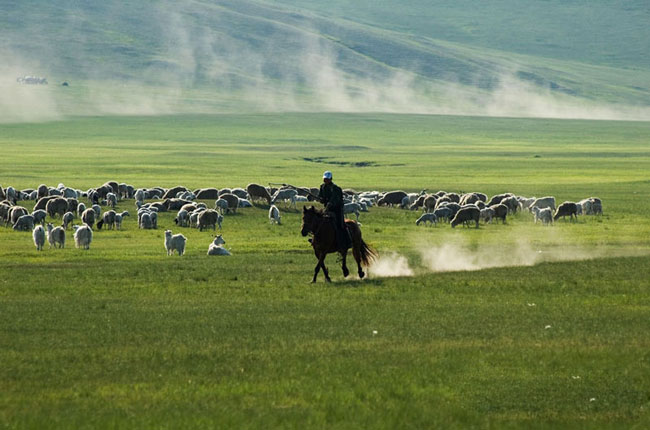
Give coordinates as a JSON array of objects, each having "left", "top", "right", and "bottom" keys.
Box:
[{"left": 347, "top": 220, "right": 377, "bottom": 267}]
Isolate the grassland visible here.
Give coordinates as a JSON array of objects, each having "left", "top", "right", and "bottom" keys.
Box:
[{"left": 1, "top": 114, "right": 650, "bottom": 428}]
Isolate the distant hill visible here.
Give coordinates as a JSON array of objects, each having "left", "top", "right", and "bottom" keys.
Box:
[{"left": 1, "top": 0, "right": 649, "bottom": 121}]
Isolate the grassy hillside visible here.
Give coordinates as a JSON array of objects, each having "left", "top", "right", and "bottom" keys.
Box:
[
  {"left": 1, "top": 0, "right": 649, "bottom": 120},
  {"left": 1, "top": 114, "right": 650, "bottom": 428}
]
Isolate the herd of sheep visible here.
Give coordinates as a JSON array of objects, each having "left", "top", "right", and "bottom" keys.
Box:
[{"left": 1, "top": 182, "right": 603, "bottom": 256}]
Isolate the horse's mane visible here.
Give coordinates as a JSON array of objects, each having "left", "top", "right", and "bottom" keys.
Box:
[{"left": 305, "top": 206, "right": 326, "bottom": 216}]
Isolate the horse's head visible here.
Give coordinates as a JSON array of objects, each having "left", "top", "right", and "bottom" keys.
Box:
[{"left": 301, "top": 205, "right": 318, "bottom": 236}]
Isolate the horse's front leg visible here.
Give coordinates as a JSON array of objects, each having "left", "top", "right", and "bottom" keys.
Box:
[
  {"left": 312, "top": 252, "right": 322, "bottom": 283},
  {"left": 340, "top": 250, "right": 350, "bottom": 277}
]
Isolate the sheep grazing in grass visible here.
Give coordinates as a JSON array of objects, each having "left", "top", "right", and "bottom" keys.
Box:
[
  {"left": 91, "top": 204, "right": 102, "bottom": 218},
  {"left": 73, "top": 224, "right": 92, "bottom": 249},
  {"left": 33, "top": 225, "right": 46, "bottom": 250},
  {"left": 96, "top": 210, "right": 117, "bottom": 230},
  {"left": 139, "top": 212, "right": 154, "bottom": 229},
  {"left": 377, "top": 191, "right": 407, "bottom": 207},
  {"left": 530, "top": 196, "right": 556, "bottom": 212},
  {"left": 134, "top": 189, "right": 145, "bottom": 204},
  {"left": 81, "top": 208, "right": 96, "bottom": 229},
  {"left": 451, "top": 206, "right": 480, "bottom": 228},
  {"left": 487, "top": 193, "right": 513, "bottom": 206},
  {"left": 62, "top": 211, "right": 75, "bottom": 230},
  {"left": 239, "top": 198, "right": 253, "bottom": 208},
  {"left": 500, "top": 196, "right": 519, "bottom": 214},
  {"left": 198, "top": 209, "right": 223, "bottom": 231},
  {"left": 32, "top": 209, "right": 47, "bottom": 225},
  {"left": 46, "top": 197, "right": 68, "bottom": 218},
  {"left": 47, "top": 223, "right": 66, "bottom": 248},
  {"left": 219, "top": 193, "right": 240, "bottom": 214},
  {"left": 106, "top": 192, "right": 118, "bottom": 209},
  {"left": 269, "top": 205, "right": 281, "bottom": 225},
  {"left": 271, "top": 189, "right": 298, "bottom": 209},
  {"left": 13, "top": 214, "right": 35, "bottom": 231},
  {"left": 215, "top": 198, "right": 229, "bottom": 214},
  {"left": 433, "top": 207, "right": 453, "bottom": 223},
  {"left": 416, "top": 213, "right": 437, "bottom": 226},
  {"left": 532, "top": 207, "right": 553, "bottom": 225},
  {"left": 77, "top": 202, "right": 86, "bottom": 218},
  {"left": 164, "top": 230, "right": 186, "bottom": 256},
  {"left": 175, "top": 209, "right": 190, "bottom": 227},
  {"left": 480, "top": 207, "right": 494, "bottom": 224},
  {"left": 7, "top": 206, "right": 28, "bottom": 227},
  {"left": 490, "top": 203, "right": 508, "bottom": 224},
  {"left": 207, "top": 235, "right": 231, "bottom": 256},
  {"left": 343, "top": 202, "right": 361, "bottom": 221},
  {"left": 114, "top": 211, "right": 129, "bottom": 230},
  {"left": 246, "top": 183, "right": 272, "bottom": 205},
  {"left": 554, "top": 202, "right": 578, "bottom": 222}
]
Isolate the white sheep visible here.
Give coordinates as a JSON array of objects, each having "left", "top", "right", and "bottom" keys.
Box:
[
  {"left": 415, "top": 213, "right": 437, "bottom": 226},
  {"left": 343, "top": 202, "right": 361, "bottom": 221},
  {"left": 13, "top": 214, "right": 34, "bottom": 231},
  {"left": 532, "top": 207, "right": 553, "bottom": 225},
  {"left": 47, "top": 223, "right": 66, "bottom": 248},
  {"left": 106, "top": 192, "right": 118, "bottom": 209},
  {"left": 73, "top": 224, "right": 92, "bottom": 249},
  {"left": 92, "top": 204, "right": 101, "bottom": 218},
  {"left": 114, "top": 211, "right": 129, "bottom": 230},
  {"left": 269, "top": 205, "right": 281, "bottom": 225},
  {"left": 480, "top": 207, "right": 494, "bottom": 224},
  {"left": 215, "top": 198, "right": 229, "bottom": 215},
  {"left": 164, "top": 230, "right": 186, "bottom": 256},
  {"left": 271, "top": 189, "right": 298, "bottom": 209},
  {"left": 33, "top": 225, "right": 45, "bottom": 251},
  {"left": 207, "top": 235, "right": 231, "bottom": 256},
  {"left": 175, "top": 209, "right": 190, "bottom": 227}
]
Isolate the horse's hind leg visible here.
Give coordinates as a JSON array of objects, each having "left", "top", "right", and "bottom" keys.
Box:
[{"left": 340, "top": 250, "right": 350, "bottom": 278}]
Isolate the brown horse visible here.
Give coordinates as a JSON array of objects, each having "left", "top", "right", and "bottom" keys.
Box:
[{"left": 301, "top": 206, "right": 377, "bottom": 283}]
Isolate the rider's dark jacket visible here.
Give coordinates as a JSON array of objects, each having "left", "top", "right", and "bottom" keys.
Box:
[{"left": 318, "top": 182, "right": 344, "bottom": 211}]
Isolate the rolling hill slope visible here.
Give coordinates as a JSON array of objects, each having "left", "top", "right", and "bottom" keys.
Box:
[{"left": 0, "top": 0, "right": 648, "bottom": 121}]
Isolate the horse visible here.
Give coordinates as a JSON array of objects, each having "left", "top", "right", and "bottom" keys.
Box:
[{"left": 301, "top": 206, "right": 377, "bottom": 283}]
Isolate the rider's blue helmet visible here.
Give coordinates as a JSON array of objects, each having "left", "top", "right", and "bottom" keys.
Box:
[{"left": 323, "top": 171, "right": 332, "bottom": 179}]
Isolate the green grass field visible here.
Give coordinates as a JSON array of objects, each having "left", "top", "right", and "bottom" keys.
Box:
[{"left": 1, "top": 114, "right": 650, "bottom": 428}]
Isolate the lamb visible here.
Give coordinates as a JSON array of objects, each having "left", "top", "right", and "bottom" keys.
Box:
[
  {"left": 114, "top": 211, "right": 129, "bottom": 230},
  {"left": 532, "top": 207, "right": 553, "bottom": 225},
  {"left": 490, "top": 203, "right": 508, "bottom": 224},
  {"left": 47, "top": 223, "right": 66, "bottom": 248},
  {"left": 81, "top": 208, "right": 96, "bottom": 229},
  {"left": 164, "top": 230, "right": 186, "bottom": 256},
  {"left": 343, "top": 202, "right": 361, "bottom": 221},
  {"left": 73, "top": 224, "right": 93, "bottom": 249},
  {"left": 269, "top": 205, "right": 281, "bottom": 225},
  {"left": 450, "top": 206, "right": 480, "bottom": 228},
  {"left": 590, "top": 197, "right": 603, "bottom": 215},
  {"left": 215, "top": 198, "right": 229, "bottom": 214},
  {"left": 175, "top": 209, "right": 190, "bottom": 227},
  {"left": 433, "top": 207, "right": 453, "bottom": 223},
  {"left": 134, "top": 189, "right": 145, "bottom": 204},
  {"left": 106, "top": 192, "right": 118, "bottom": 209},
  {"left": 480, "top": 207, "right": 494, "bottom": 224},
  {"left": 62, "top": 211, "right": 75, "bottom": 230},
  {"left": 13, "top": 214, "right": 34, "bottom": 231},
  {"left": 530, "top": 196, "right": 556, "bottom": 212},
  {"left": 96, "top": 210, "right": 117, "bottom": 230},
  {"left": 207, "top": 235, "right": 231, "bottom": 256},
  {"left": 553, "top": 202, "right": 578, "bottom": 221},
  {"left": 92, "top": 204, "right": 102, "bottom": 218},
  {"left": 246, "top": 184, "right": 271, "bottom": 205},
  {"left": 416, "top": 213, "right": 437, "bottom": 226},
  {"left": 32, "top": 209, "right": 47, "bottom": 225},
  {"left": 46, "top": 197, "right": 68, "bottom": 218},
  {"left": 271, "top": 189, "right": 298, "bottom": 209},
  {"left": 197, "top": 209, "right": 223, "bottom": 231},
  {"left": 238, "top": 198, "right": 253, "bottom": 208},
  {"left": 33, "top": 225, "right": 46, "bottom": 250}
]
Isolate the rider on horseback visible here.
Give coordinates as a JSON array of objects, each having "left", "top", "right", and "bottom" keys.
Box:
[{"left": 318, "top": 171, "right": 352, "bottom": 250}]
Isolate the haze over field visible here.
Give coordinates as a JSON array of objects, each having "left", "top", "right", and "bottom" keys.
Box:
[{"left": 1, "top": 0, "right": 649, "bottom": 121}]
